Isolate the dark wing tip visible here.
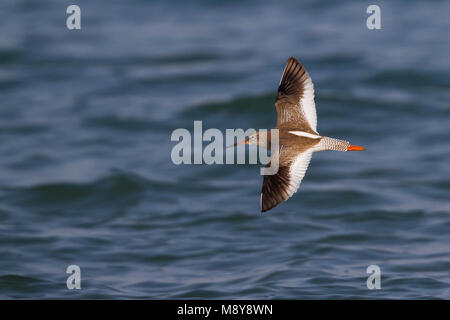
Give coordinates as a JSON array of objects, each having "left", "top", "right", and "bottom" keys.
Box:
[
  {"left": 260, "top": 166, "right": 291, "bottom": 213},
  {"left": 287, "top": 56, "right": 300, "bottom": 64},
  {"left": 277, "top": 56, "right": 308, "bottom": 99},
  {"left": 261, "top": 203, "right": 277, "bottom": 213},
  {"left": 260, "top": 194, "right": 283, "bottom": 213}
]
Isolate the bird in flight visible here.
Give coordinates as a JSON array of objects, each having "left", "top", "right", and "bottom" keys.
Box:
[{"left": 234, "top": 57, "right": 365, "bottom": 212}]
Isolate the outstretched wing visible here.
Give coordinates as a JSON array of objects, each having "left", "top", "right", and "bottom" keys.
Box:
[
  {"left": 261, "top": 150, "right": 313, "bottom": 212},
  {"left": 275, "top": 57, "right": 317, "bottom": 133}
]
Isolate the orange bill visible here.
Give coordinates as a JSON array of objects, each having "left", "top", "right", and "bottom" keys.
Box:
[{"left": 226, "top": 139, "right": 247, "bottom": 148}]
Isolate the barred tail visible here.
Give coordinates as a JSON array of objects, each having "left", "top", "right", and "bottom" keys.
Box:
[{"left": 316, "top": 136, "right": 350, "bottom": 152}]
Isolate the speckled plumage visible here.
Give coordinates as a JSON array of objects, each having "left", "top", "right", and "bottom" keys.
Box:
[{"left": 257, "top": 57, "right": 359, "bottom": 212}]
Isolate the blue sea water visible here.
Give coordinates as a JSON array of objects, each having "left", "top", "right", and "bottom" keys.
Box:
[{"left": 0, "top": 0, "right": 449, "bottom": 299}]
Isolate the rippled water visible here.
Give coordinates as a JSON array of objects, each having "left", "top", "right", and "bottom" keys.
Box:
[{"left": 0, "top": 0, "right": 450, "bottom": 299}]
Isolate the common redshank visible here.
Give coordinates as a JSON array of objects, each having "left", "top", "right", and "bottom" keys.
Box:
[{"left": 235, "top": 57, "right": 365, "bottom": 212}]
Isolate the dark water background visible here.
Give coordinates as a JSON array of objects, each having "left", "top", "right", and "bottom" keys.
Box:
[{"left": 0, "top": 0, "right": 449, "bottom": 299}]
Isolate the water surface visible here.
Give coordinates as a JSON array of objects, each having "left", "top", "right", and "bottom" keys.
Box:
[{"left": 0, "top": 0, "right": 449, "bottom": 299}]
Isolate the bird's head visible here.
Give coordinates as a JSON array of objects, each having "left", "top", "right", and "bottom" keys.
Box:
[{"left": 229, "top": 132, "right": 269, "bottom": 148}]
